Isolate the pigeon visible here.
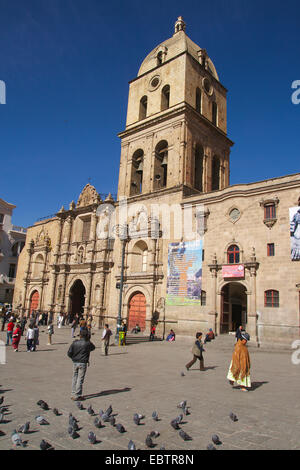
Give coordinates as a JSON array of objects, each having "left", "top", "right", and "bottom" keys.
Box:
[
  {"left": 0, "top": 412, "right": 4, "bottom": 423},
  {"left": 207, "top": 443, "right": 216, "bottom": 450},
  {"left": 183, "top": 406, "right": 190, "bottom": 416},
  {"left": 100, "top": 410, "right": 110, "bottom": 422},
  {"left": 87, "top": 405, "right": 95, "bottom": 416},
  {"left": 40, "top": 401, "right": 49, "bottom": 411},
  {"left": 177, "top": 400, "right": 187, "bottom": 410},
  {"left": 149, "top": 430, "right": 160, "bottom": 438},
  {"left": 53, "top": 408, "right": 60, "bottom": 416},
  {"left": 171, "top": 419, "right": 180, "bottom": 430},
  {"left": 18, "top": 422, "right": 30, "bottom": 434},
  {"left": 229, "top": 412, "right": 238, "bottom": 422},
  {"left": 94, "top": 417, "right": 102, "bottom": 428},
  {"left": 11, "top": 430, "right": 25, "bottom": 447},
  {"left": 116, "top": 423, "right": 125, "bottom": 433},
  {"left": 181, "top": 372, "right": 185, "bottom": 376},
  {"left": 109, "top": 416, "right": 116, "bottom": 426},
  {"left": 145, "top": 434, "right": 154, "bottom": 448},
  {"left": 175, "top": 414, "right": 183, "bottom": 424},
  {"left": 35, "top": 416, "right": 49, "bottom": 425},
  {"left": 179, "top": 429, "right": 192, "bottom": 441},
  {"left": 76, "top": 401, "right": 84, "bottom": 410},
  {"left": 40, "top": 439, "right": 53, "bottom": 450},
  {"left": 133, "top": 413, "right": 141, "bottom": 425},
  {"left": 105, "top": 405, "right": 113, "bottom": 417},
  {"left": 0, "top": 397, "right": 4, "bottom": 405},
  {"left": 160, "top": 446, "right": 165, "bottom": 450},
  {"left": 152, "top": 411, "right": 159, "bottom": 421},
  {"left": 69, "top": 414, "right": 77, "bottom": 427},
  {"left": 128, "top": 440, "right": 136, "bottom": 450},
  {"left": 88, "top": 431, "right": 97, "bottom": 444},
  {"left": 69, "top": 427, "right": 79, "bottom": 439},
  {"left": 212, "top": 434, "right": 221, "bottom": 445}
]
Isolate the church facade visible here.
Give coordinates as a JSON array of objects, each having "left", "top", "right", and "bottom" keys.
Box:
[{"left": 13, "top": 18, "right": 300, "bottom": 347}]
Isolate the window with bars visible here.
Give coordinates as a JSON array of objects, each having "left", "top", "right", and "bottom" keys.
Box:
[
  {"left": 267, "top": 243, "right": 275, "bottom": 256},
  {"left": 227, "top": 244, "right": 240, "bottom": 264},
  {"left": 264, "top": 290, "right": 279, "bottom": 307},
  {"left": 264, "top": 204, "right": 276, "bottom": 220}
]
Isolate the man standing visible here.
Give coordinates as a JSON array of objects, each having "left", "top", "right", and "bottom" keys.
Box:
[
  {"left": 67, "top": 329, "right": 95, "bottom": 401},
  {"left": 101, "top": 324, "right": 112, "bottom": 356},
  {"left": 6, "top": 317, "right": 14, "bottom": 346}
]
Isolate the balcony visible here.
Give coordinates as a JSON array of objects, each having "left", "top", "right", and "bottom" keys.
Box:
[{"left": 10, "top": 225, "right": 27, "bottom": 234}]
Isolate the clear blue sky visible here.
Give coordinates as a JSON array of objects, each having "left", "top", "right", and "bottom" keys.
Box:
[{"left": 0, "top": 0, "right": 299, "bottom": 227}]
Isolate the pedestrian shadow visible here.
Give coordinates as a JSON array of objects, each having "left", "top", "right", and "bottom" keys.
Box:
[
  {"left": 83, "top": 387, "right": 131, "bottom": 400},
  {"left": 203, "top": 366, "right": 218, "bottom": 371},
  {"left": 249, "top": 381, "right": 269, "bottom": 391}
]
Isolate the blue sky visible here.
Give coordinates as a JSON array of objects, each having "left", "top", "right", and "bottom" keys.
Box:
[{"left": 0, "top": 0, "right": 299, "bottom": 227}]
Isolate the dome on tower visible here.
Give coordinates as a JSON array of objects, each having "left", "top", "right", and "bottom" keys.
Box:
[{"left": 138, "top": 17, "right": 219, "bottom": 80}]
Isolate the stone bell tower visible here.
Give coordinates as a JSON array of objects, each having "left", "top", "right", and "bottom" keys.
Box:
[{"left": 117, "top": 17, "right": 233, "bottom": 200}]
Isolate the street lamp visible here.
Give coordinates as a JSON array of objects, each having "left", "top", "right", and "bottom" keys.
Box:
[{"left": 114, "top": 224, "right": 128, "bottom": 344}]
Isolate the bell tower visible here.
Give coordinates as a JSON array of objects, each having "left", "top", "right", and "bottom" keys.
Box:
[{"left": 117, "top": 17, "right": 233, "bottom": 200}]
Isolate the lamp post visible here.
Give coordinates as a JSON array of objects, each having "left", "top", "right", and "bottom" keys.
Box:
[{"left": 114, "top": 224, "right": 128, "bottom": 344}]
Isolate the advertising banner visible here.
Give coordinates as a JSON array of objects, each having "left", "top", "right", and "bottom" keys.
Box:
[
  {"left": 222, "top": 264, "right": 244, "bottom": 278},
  {"left": 290, "top": 206, "right": 300, "bottom": 261}
]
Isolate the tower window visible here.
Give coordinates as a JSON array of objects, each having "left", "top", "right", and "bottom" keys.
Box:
[
  {"left": 267, "top": 243, "right": 275, "bottom": 256},
  {"left": 154, "top": 140, "right": 168, "bottom": 189},
  {"left": 130, "top": 149, "right": 144, "bottom": 195},
  {"left": 139, "top": 96, "right": 147, "bottom": 120},
  {"left": 227, "top": 245, "right": 240, "bottom": 264},
  {"left": 196, "top": 88, "right": 201, "bottom": 113},
  {"left": 161, "top": 85, "right": 170, "bottom": 111},
  {"left": 212, "top": 101, "right": 218, "bottom": 126}
]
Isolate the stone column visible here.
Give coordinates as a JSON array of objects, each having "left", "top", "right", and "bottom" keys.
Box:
[
  {"left": 23, "top": 239, "right": 34, "bottom": 316},
  {"left": 208, "top": 254, "right": 219, "bottom": 334}
]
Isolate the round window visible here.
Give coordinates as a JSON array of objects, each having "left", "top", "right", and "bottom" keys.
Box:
[{"left": 149, "top": 75, "right": 161, "bottom": 91}]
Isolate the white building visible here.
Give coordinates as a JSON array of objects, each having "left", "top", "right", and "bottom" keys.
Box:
[{"left": 0, "top": 198, "right": 26, "bottom": 306}]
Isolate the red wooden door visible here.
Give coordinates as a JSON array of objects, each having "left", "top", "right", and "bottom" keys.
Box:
[
  {"left": 128, "top": 293, "right": 146, "bottom": 331},
  {"left": 29, "top": 291, "right": 39, "bottom": 315}
]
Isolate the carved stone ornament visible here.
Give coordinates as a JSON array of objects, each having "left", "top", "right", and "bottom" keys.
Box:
[{"left": 76, "top": 184, "right": 101, "bottom": 208}]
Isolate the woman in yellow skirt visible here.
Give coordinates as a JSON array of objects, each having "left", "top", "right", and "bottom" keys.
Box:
[{"left": 227, "top": 332, "right": 251, "bottom": 391}]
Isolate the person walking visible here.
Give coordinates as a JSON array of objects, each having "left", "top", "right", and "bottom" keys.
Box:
[
  {"left": 120, "top": 321, "right": 127, "bottom": 346},
  {"left": 12, "top": 321, "right": 22, "bottom": 352},
  {"left": 33, "top": 324, "right": 39, "bottom": 351},
  {"left": 6, "top": 317, "right": 15, "bottom": 346},
  {"left": 101, "top": 324, "right": 112, "bottom": 356},
  {"left": 149, "top": 324, "right": 156, "bottom": 341},
  {"left": 87, "top": 315, "right": 93, "bottom": 339},
  {"left": 227, "top": 332, "right": 251, "bottom": 392},
  {"left": 186, "top": 332, "right": 205, "bottom": 371},
  {"left": 71, "top": 315, "right": 78, "bottom": 338},
  {"left": 47, "top": 322, "right": 54, "bottom": 345},
  {"left": 1, "top": 307, "right": 7, "bottom": 332},
  {"left": 67, "top": 329, "right": 95, "bottom": 401},
  {"left": 20, "top": 316, "right": 27, "bottom": 336},
  {"left": 26, "top": 323, "right": 35, "bottom": 352}
]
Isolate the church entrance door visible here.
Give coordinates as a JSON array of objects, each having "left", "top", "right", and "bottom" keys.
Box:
[
  {"left": 29, "top": 290, "right": 39, "bottom": 316},
  {"left": 69, "top": 280, "right": 86, "bottom": 317},
  {"left": 128, "top": 292, "right": 146, "bottom": 332}
]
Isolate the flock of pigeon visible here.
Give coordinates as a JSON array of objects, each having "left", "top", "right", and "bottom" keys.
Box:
[{"left": 0, "top": 391, "right": 239, "bottom": 450}]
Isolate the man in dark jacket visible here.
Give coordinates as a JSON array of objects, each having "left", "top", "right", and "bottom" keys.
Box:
[{"left": 67, "top": 329, "right": 95, "bottom": 401}]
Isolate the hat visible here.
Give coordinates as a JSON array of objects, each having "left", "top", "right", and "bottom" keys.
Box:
[{"left": 241, "top": 332, "right": 250, "bottom": 341}]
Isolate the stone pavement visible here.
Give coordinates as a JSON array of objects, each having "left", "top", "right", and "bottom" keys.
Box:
[{"left": 0, "top": 326, "right": 299, "bottom": 451}]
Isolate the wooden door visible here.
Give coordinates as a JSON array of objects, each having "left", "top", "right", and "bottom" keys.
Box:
[
  {"left": 128, "top": 293, "right": 146, "bottom": 332},
  {"left": 29, "top": 291, "right": 39, "bottom": 315}
]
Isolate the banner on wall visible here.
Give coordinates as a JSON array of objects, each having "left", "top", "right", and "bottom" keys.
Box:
[
  {"left": 166, "top": 240, "right": 203, "bottom": 306},
  {"left": 222, "top": 264, "right": 245, "bottom": 278},
  {"left": 290, "top": 206, "right": 300, "bottom": 261}
]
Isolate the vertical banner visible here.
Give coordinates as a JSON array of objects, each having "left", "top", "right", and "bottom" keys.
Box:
[
  {"left": 290, "top": 206, "right": 300, "bottom": 261},
  {"left": 166, "top": 240, "right": 203, "bottom": 306}
]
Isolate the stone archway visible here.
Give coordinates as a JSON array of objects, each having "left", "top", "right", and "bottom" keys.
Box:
[
  {"left": 220, "top": 282, "right": 247, "bottom": 333},
  {"left": 128, "top": 292, "right": 146, "bottom": 332},
  {"left": 69, "top": 280, "right": 86, "bottom": 317}
]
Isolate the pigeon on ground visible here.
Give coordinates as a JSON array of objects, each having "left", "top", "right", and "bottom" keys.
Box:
[
  {"left": 94, "top": 417, "right": 102, "bottom": 428},
  {"left": 174, "top": 414, "right": 183, "bottom": 425},
  {"left": 179, "top": 429, "right": 192, "bottom": 441},
  {"left": 53, "top": 408, "right": 60, "bottom": 416},
  {"left": 133, "top": 413, "right": 141, "bottom": 425},
  {"left": 109, "top": 416, "right": 116, "bottom": 426},
  {"left": 40, "top": 439, "right": 53, "bottom": 450},
  {"left": 0, "top": 397, "right": 4, "bottom": 405},
  {"left": 160, "top": 446, "right": 165, "bottom": 450},
  {"left": 212, "top": 434, "right": 221, "bottom": 445},
  {"left": 68, "top": 427, "right": 79, "bottom": 439},
  {"left": 88, "top": 431, "right": 97, "bottom": 444},
  {"left": 152, "top": 411, "right": 159, "bottom": 421},
  {"left": 0, "top": 412, "right": 4, "bottom": 423},
  {"left": 171, "top": 419, "right": 180, "bottom": 430},
  {"left": 69, "top": 413, "right": 78, "bottom": 427},
  {"left": 183, "top": 406, "right": 190, "bottom": 416},
  {"left": 11, "top": 430, "right": 25, "bottom": 447},
  {"left": 40, "top": 401, "right": 49, "bottom": 411},
  {"left": 149, "top": 431, "right": 160, "bottom": 438},
  {"left": 181, "top": 372, "right": 185, "bottom": 376},
  {"left": 35, "top": 416, "right": 49, "bottom": 425},
  {"left": 76, "top": 401, "right": 84, "bottom": 410},
  {"left": 105, "top": 405, "right": 113, "bottom": 417},
  {"left": 18, "top": 422, "right": 30, "bottom": 434},
  {"left": 177, "top": 400, "right": 187, "bottom": 410},
  {"left": 116, "top": 423, "right": 125, "bottom": 433},
  {"left": 207, "top": 443, "right": 216, "bottom": 450},
  {"left": 87, "top": 405, "right": 95, "bottom": 416},
  {"left": 229, "top": 412, "right": 238, "bottom": 422},
  {"left": 145, "top": 435, "right": 154, "bottom": 448},
  {"left": 128, "top": 440, "right": 136, "bottom": 450}
]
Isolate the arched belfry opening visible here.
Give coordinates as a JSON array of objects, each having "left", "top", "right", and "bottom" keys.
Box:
[
  {"left": 154, "top": 140, "right": 168, "bottom": 190},
  {"left": 130, "top": 149, "right": 144, "bottom": 195},
  {"left": 69, "top": 280, "right": 86, "bottom": 317}
]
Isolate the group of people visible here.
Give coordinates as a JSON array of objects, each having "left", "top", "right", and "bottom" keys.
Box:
[{"left": 185, "top": 325, "right": 251, "bottom": 392}]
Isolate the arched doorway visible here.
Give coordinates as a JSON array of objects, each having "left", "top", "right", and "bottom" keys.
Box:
[
  {"left": 220, "top": 282, "right": 247, "bottom": 333},
  {"left": 69, "top": 280, "right": 86, "bottom": 317},
  {"left": 29, "top": 290, "right": 39, "bottom": 316},
  {"left": 128, "top": 292, "right": 146, "bottom": 332}
]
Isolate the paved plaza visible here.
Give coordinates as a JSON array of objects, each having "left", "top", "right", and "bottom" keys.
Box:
[{"left": 0, "top": 326, "right": 299, "bottom": 451}]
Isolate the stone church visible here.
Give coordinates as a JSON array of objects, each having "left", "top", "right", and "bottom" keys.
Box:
[{"left": 13, "top": 17, "right": 300, "bottom": 347}]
